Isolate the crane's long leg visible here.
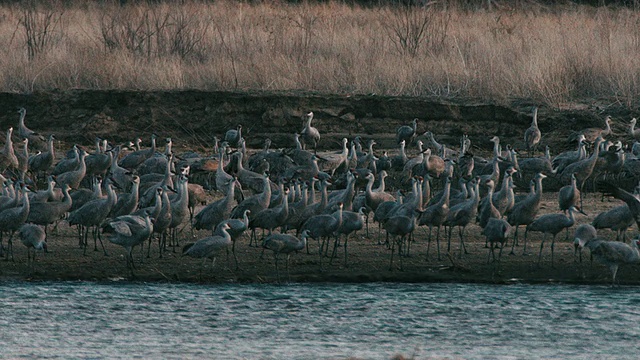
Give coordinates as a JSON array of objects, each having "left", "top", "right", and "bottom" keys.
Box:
[
  {"left": 510, "top": 225, "right": 519, "bottom": 255},
  {"left": 458, "top": 225, "right": 468, "bottom": 259},
  {"left": 425, "top": 226, "right": 433, "bottom": 261},
  {"left": 537, "top": 233, "right": 547, "bottom": 266}
]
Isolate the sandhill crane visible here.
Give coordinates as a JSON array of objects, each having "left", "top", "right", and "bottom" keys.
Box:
[
  {"left": 67, "top": 179, "right": 117, "bottom": 255},
  {"left": 28, "top": 134, "right": 54, "bottom": 181},
  {"left": 110, "top": 175, "right": 140, "bottom": 218},
  {"left": 168, "top": 174, "right": 190, "bottom": 250},
  {"left": 119, "top": 134, "right": 157, "bottom": 170},
  {"left": 27, "top": 184, "right": 72, "bottom": 236},
  {"left": 300, "top": 112, "right": 320, "bottom": 152},
  {"left": 519, "top": 145, "right": 555, "bottom": 176},
  {"left": 229, "top": 173, "right": 271, "bottom": 224},
  {"left": 0, "top": 127, "right": 19, "bottom": 174},
  {"left": 600, "top": 183, "right": 640, "bottom": 232},
  {"left": 561, "top": 137, "right": 604, "bottom": 208},
  {"left": 390, "top": 140, "right": 408, "bottom": 170},
  {"left": 569, "top": 116, "right": 612, "bottom": 144},
  {"left": 363, "top": 171, "right": 394, "bottom": 235},
  {"left": 225, "top": 124, "right": 243, "bottom": 148},
  {"left": 55, "top": 149, "right": 87, "bottom": 190},
  {"left": 29, "top": 175, "right": 63, "bottom": 203},
  {"left": 444, "top": 177, "right": 479, "bottom": 260},
  {"left": 483, "top": 167, "right": 517, "bottom": 217},
  {"left": 109, "top": 145, "right": 134, "bottom": 192},
  {"left": 573, "top": 223, "right": 598, "bottom": 263},
  {"left": 592, "top": 205, "right": 634, "bottom": 242},
  {"left": 285, "top": 177, "right": 329, "bottom": 235},
  {"left": 84, "top": 138, "right": 112, "bottom": 181},
  {"left": 419, "top": 177, "right": 451, "bottom": 261},
  {"left": 590, "top": 237, "right": 640, "bottom": 285},
  {"left": 18, "top": 223, "right": 46, "bottom": 272},
  {"left": 0, "top": 183, "right": 30, "bottom": 261},
  {"left": 527, "top": 206, "right": 577, "bottom": 267},
  {"left": 301, "top": 203, "right": 343, "bottom": 270},
  {"left": 558, "top": 173, "right": 583, "bottom": 235},
  {"left": 402, "top": 141, "right": 425, "bottom": 182},
  {"left": 262, "top": 229, "right": 310, "bottom": 283},
  {"left": 484, "top": 218, "right": 512, "bottom": 263},
  {"left": 507, "top": 173, "right": 546, "bottom": 255},
  {"left": 52, "top": 145, "right": 79, "bottom": 176},
  {"left": 385, "top": 207, "right": 419, "bottom": 271},
  {"left": 150, "top": 186, "right": 172, "bottom": 258},
  {"left": 524, "top": 106, "right": 541, "bottom": 156},
  {"left": 396, "top": 118, "right": 417, "bottom": 145},
  {"left": 102, "top": 214, "right": 153, "bottom": 277},
  {"left": 16, "top": 108, "right": 45, "bottom": 149},
  {"left": 630, "top": 118, "right": 640, "bottom": 139},
  {"left": 250, "top": 186, "right": 289, "bottom": 245},
  {"left": 137, "top": 137, "right": 172, "bottom": 176},
  {"left": 332, "top": 206, "right": 366, "bottom": 267},
  {"left": 15, "top": 138, "right": 28, "bottom": 182},
  {"left": 70, "top": 177, "right": 103, "bottom": 212},
  {"left": 183, "top": 223, "right": 232, "bottom": 277},
  {"left": 214, "top": 209, "right": 250, "bottom": 270},
  {"left": 457, "top": 151, "right": 475, "bottom": 180},
  {"left": 477, "top": 179, "right": 501, "bottom": 229},
  {"left": 373, "top": 190, "right": 404, "bottom": 244}
]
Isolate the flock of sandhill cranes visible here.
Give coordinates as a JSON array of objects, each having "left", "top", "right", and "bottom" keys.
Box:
[{"left": 2, "top": 107, "right": 640, "bottom": 284}]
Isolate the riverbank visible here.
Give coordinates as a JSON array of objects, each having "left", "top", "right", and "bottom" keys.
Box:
[{"left": 1, "top": 192, "right": 637, "bottom": 286}]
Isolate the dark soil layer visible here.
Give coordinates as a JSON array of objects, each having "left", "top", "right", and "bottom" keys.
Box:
[{"left": 0, "top": 90, "right": 638, "bottom": 285}]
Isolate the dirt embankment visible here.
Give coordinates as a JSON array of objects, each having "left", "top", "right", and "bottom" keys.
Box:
[{"left": 0, "top": 90, "right": 633, "bottom": 154}]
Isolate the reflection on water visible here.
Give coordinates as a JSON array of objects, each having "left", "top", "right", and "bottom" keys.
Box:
[{"left": 2, "top": 281, "right": 640, "bottom": 359}]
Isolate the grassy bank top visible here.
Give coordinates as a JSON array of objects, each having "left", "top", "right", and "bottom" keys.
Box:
[{"left": 2, "top": 1, "right": 640, "bottom": 107}]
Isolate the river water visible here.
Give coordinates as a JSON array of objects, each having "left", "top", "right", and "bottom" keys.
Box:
[{"left": 1, "top": 281, "right": 639, "bottom": 359}]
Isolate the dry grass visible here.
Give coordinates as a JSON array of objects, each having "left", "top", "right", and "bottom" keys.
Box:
[{"left": 1, "top": 1, "right": 640, "bottom": 107}]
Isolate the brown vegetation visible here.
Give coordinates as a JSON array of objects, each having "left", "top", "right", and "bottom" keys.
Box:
[{"left": 1, "top": 1, "right": 640, "bottom": 106}]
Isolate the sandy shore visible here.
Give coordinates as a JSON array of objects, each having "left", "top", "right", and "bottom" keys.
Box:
[{"left": 0, "top": 192, "right": 638, "bottom": 286}]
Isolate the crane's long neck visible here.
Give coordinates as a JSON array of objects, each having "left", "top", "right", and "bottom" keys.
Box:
[
  {"left": 365, "top": 176, "right": 375, "bottom": 195},
  {"left": 439, "top": 180, "right": 451, "bottom": 208},
  {"left": 492, "top": 140, "right": 500, "bottom": 158},
  {"left": 376, "top": 173, "right": 387, "bottom": 193},
  {"left": 5, "top": 129, "right": 13, "bottom": 155}
]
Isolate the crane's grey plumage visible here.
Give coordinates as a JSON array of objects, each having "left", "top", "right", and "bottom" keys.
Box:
[
  {"left": 27, "top": 184, "right": 72, "bottom": 236},
  {"left": 55, "top": 149, "right": 87, "bottom": 190},
  {"left": 225, "top": 124, "right": 243, "bottom": 148},
  {"left": 524, "top": 106, "right": 541, "bottom": 156},
  {"left": 67, "top": 180, "right": 117, "bottom": 255},
  {"left": 17, "top": 108, "right": 45, "bottom": 147},
  {"left": 103, "top": 214, "right": 154, "bottom": 276},
  {"left": 119, "top": 134, "right": 157, "bottom": 170},
  {"left": 332, "top": 206, "right": 366, "bottom": 267},
  {"left": 507, "top": 173, "right": 546, "bottom": 255},
  {"left": 301, "top": 203, "right": 343, "bottom": 270},
  {"left": 444, "top": 177, "right": 479, "bottom": 260},
  {"left": 573, "top": 223, "right": 598, "bottom": 263},
  {"left": 110, "top": 175, "right": 140, "bottom": 218},
  {"left": 28, "top": 134, "right": 55, "bottom": 179},
  {"left": 18, "top": 223, "right": 46, "bottom": 271},
  {"left": 52, "top": 145, "right": 79, "bottom": 176},
  {"left": 590, "top": 237, "right": 640, "bottom": 285},
  {"left": 527, "top": 206, "right": 577, "bottom": 267},
  {"left": 483, "top": 218, "right": 512, "bottom": 263},
  {"left": 262, "top": 229, "right": 310, "bottom": 283},
  {"left": 396, "top": 118, "right": 417, "bottom": 145},
  {"left": 300, "top": 112, "right": 320, "bottom": 152},
  {"left": 0, "top": 184, "right": 30, "bottom": 261},
  {"left": 182, "top": 223, "right": 232, "bottom": 275},
  {"left": 592, "top": 204, "right": 634, "bottom": 243},
  {"left": 214, "top": 209, "right": 250, "bottom": 270},
  {"left": 0, "top": 127, "right": 19, "bottom": 173}
]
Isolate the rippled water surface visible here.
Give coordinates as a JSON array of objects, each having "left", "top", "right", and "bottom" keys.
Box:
[{"left": 2, "top": 281, "right": 640, "bottom": 359}]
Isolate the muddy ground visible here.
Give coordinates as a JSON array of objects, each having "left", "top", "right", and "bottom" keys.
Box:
[{"left": 0, "top": 90, "right": 639, "bottom": 285}]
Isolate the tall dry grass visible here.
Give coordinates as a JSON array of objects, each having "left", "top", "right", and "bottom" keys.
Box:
[{"left": 0, "top": 1, "right": 639, "bottom": 107}]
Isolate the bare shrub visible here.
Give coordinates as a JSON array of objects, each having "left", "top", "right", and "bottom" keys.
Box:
[
  {"left": 17, "top": 1, "right": 65, "bottom": 61},
  {"left": 99, "top": 3, "right": 210, "bottom": 62},
  {"left": 383, "top": 1, "right": 450, "bottom": 57}
]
